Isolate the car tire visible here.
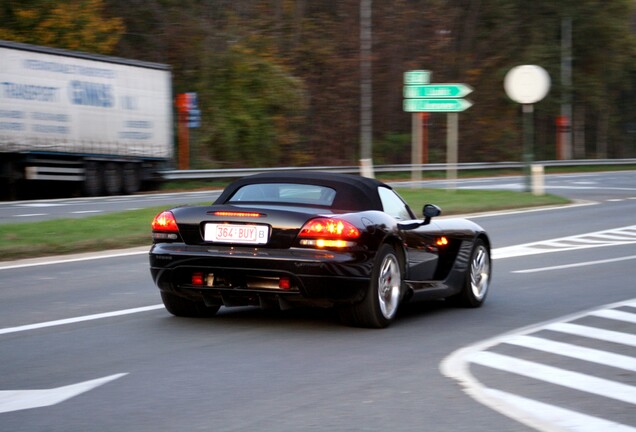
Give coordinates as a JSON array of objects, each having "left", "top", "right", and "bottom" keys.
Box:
[
  {"left": 448, "top": 238, "right": 491, "bottom": 307},
  {"left": 161, "top": 292, "right": 220, "bottom": 317},
  {"left": 339, "top": 244, "right": 402, "bottom": 328}
]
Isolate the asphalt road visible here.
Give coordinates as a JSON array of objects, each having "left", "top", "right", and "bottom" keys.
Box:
[
  {"left": 0, "top": 171, "right": 635, "bottom": 431},
  {"left": 1, "top": 170, "right": 635, "bottom": 223}
]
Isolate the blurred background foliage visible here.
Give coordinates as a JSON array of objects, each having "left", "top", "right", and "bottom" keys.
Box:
[{"left": 1, "top": 0, "right": 635, "bottom": 167}]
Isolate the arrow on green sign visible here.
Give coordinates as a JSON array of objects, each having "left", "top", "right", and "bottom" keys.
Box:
[
  {"left": 403, "top": 98, "right": 473, "bottom": 113},
  {"left": 403, "top": 84, "right": 473, "bottom": 99}
]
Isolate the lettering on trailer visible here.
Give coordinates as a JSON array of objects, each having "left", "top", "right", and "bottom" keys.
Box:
[
  {"left": 23, "top": 59, "right": 116, "bottom": 79},
  {"left": 69, "top": 80, "right": 114, "bottom": 108},
  {"left": 0, "top": 82, "right": 60, "bottom": 102}
]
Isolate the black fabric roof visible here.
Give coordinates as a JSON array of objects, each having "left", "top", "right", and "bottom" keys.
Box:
[{"left": 214, "top": 171, "right": 391, "bottom": 211}]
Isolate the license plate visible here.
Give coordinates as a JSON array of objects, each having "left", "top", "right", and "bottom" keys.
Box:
[{"left": 204, "top": 223, "right": 269, "bottom": 245}]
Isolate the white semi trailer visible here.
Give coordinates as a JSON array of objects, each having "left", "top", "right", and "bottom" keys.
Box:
[{"left": 0, "top": 40, "right": 173, "bottom": 197}]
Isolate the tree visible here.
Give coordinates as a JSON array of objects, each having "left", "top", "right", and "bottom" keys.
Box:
[{"left": 0, "top": 0, "right": 124, "bottom": 54}]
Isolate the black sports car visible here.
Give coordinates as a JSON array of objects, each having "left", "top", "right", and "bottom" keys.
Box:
[{"left": 149, "top": 172, "right": 491, "bottom": 328}]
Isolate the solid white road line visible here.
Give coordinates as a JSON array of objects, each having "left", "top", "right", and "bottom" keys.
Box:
[
  {"left": 0, "top": 305, "right": 164, "bottom": 336},
  {"left": 0, "top": 247, "right": 149, "bottom": 270},
  {"left": 512, "top": 255, "right": 636, "bottom": 273}
]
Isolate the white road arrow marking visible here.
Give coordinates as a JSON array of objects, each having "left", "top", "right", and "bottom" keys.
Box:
[{"left": 0, "top": 373, "right": 127, "bottom": 414}]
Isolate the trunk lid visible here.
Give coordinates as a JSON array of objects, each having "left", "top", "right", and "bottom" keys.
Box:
[{"left": 172, "top": 204, "right": 330, "bottom": 249}]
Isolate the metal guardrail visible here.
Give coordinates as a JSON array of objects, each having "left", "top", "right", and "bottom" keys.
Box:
[{"left": 160, "top": 159, "right": 636, "bottom": 181}]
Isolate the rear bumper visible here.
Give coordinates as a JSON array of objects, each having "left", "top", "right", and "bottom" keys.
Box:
[{"left": 149, "top": 243, "right": 374, "bottom": 306}]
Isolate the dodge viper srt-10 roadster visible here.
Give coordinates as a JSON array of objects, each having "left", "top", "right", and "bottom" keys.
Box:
[{"left": 150, "top": 172, "right": 491, "bottom": 328}]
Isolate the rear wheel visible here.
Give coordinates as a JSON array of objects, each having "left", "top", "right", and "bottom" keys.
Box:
[
  {"left": 161, "top": 292, "right": 220, "bottom": 317},
  {"left": 83, "top": 161, "right": 102, "bottom": 196},
  {"left": 102, "top": 162, "right": 122, "bottom": 195},
  {"left": 122, "top": 163, "right": 141, "bottom": 195},
  {"left": 448, "top": 238, "right": 490, "bottom": 307},
  {"left": 339, "top": 244, "right": 402, "bottom": 328}
]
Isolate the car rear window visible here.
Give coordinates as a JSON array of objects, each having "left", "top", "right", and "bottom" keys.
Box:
[{"left": 227, "top": 183, "right": 337, "bottom": 206}]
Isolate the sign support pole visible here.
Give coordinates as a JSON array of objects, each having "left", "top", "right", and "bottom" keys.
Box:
[
  {"left": 411, "top": 113, "right": 422, "bottom": 187},
  {"left": 447, "top": 113, "right": 458, "bottom": 190},
  {"left": 522, "top": 104, "right": 534, "bottom": 192},
  {"left": 178, "top": 110, "right": 189, "bottom": 170}
]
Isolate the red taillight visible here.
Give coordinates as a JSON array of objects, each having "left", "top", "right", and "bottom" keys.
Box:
[
  {"left": 299, "top": 218, "right": 360, "bottom": 239},
  {"left": 211, "top": 211, "right": 262, "bottom": 218},
  {"left": 152, "top": 211, "right": 178, "bottom": 232},
  {"left": 279, "top": 277, "right": 291, "bottom": 290},
  {"left": 298, "top": 218, "right": 360, "bottom": 248},
  {"left": 192, "top": 272, "right": 204, "bottom": 286}
]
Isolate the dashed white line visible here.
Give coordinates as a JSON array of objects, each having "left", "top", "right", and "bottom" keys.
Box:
[{"left": 14, "top": 213, "right": 47, "bottom": 218}]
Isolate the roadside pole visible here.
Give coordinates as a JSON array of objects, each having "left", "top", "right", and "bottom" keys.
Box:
[
  {"left": 504, "top": 65, "right": 550, "bottom": 193},
  {"left": 411, "top": 112, "right": 422, "bottom": 185},
  {"left": 447, "top": 113, "right": 458, "bottom": 190},
  {"left": 403, "top": 70, "right": 472, "bottom": 189}
]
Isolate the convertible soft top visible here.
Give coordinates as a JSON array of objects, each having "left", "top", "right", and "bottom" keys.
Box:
[{"left": 214, "top": 171, "right": 390, "bottom": 211}]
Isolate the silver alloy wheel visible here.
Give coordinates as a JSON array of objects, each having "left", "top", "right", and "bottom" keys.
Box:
[
  {"left": 377, "top": 253, "right": 401, "bottom": 319},
  {"left": 470, "top": 244, "right": 490, "bottom": 301}
]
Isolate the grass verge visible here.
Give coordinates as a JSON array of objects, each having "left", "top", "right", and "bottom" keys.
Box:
[{"left": 0, "top": 189, "right": 569, "bottom": 262}]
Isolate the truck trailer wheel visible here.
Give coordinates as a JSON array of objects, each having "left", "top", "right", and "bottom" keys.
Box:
[
  {"left": 103, "top": 162, "right": 122, "bottom": 195},
  {"left": 122, "top": 163, "right": 141, "bottom": 194},
  {"left": 83, "top": 161, "right": 103, "bottom": 196}
]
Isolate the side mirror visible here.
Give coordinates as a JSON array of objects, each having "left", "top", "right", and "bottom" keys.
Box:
[{"left": 423, "top": 204, "right": 441, "bottom": 225}]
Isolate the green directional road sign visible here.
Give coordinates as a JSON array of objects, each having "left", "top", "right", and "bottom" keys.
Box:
[
  {"left": 404, "top": 70, "right": 431, "bottom": 85},
  {"left": 403, "top": 83, "right": 473, "bottom": 99},
  {"left": 403, "top": 98, "right": 473, "bottom": 112}
]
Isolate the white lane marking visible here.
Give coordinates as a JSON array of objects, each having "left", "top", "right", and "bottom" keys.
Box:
[
  {"left": 0, "top": 373, "right": 127, "bottom": 414},
  {"left": 14, "top": 213, "right": 47, "bottom": 218},
  {"left": 469, "top": 351, "right": 636, "bottom": 404},
  {"left": 493, "top": 225, "right": 636, "bottom": 259},
  {"left": 0, "top": 247, "right": 148, "bottom": 270},
  {"left": 504, "top": 335, "right": 636, "bottom": 371},
  {"left": 590, "top": 309, "right": 636, "bottom": 324},
  {"left": 464, "top": 200, "right": 597, "bottom": 220},
  {"left": 512, "top": 255, "right": 636, "bottom": 273},
  {"left": 484, "top": 388, "right": 636, "bottom": 432},
  {"left": 0, "top": 305, "right": 164, "bottom": 336},
  {"left": 71, "top": 210, "right": 103, "bottom": 214},
  {"left": 441, "top": 298, "right": 636, "bottom": 432},
  {"left": 545, "top": 322, "right": 636, "bottom": 347},
  {"left": 15, "top": 203, "right": 64, "bottom": 208}
]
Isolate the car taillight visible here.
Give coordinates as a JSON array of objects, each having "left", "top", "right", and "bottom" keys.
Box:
[
  {"left": 298, "top": 218, "right": 360, "bottom": 248},
  {"left": 152, "top": 211, "right": 179, "bottom": 240},
  {"left": 211, "top": 211, "right": 263, "bottom": 218}
]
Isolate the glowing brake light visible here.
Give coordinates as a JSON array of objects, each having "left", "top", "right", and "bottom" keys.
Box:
[
  {"left": 298, "top": 218, "right": 360, "bottom": 248},
  {"left": 212, "top": 211, "right": 262, "bottom": 218},
  {"left": 152, "top": 211, "right": 178, "bottom": 232},
  {"left": 152, "top": 211, "right": 180, "bottom": 241}
]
